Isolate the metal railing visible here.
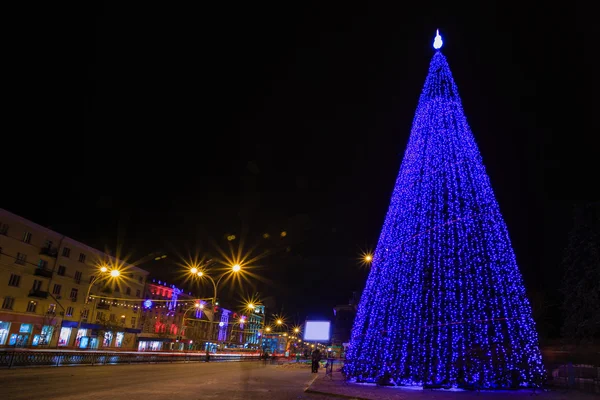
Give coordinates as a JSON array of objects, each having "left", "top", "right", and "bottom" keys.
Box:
[{"left": 0, "top": 349, "right": 261, "bottom": 369}]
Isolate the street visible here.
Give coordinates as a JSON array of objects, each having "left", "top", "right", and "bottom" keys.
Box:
[{"left": 0, "top": 362, "right": 325, "bottom": 400}]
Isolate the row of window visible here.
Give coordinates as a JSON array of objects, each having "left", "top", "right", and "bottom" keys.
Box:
[
  {"left": 1, "top": 226, "right": 145, "bottom": 284},
  {"left": 2, "top": 298, "right": 90, "bottom": 320},
  {"left": 91, "top": 312, "right": 136, "bottom": 327},
  {"left": 12, "top": 229, "right": 87, "bottom": 262},
  {"left": 2, "top": 298, "right": 41, "bottom": 313},
  {"left": 1, "top": 298, "right": 136, "bottom": 326},
  {"left": 6, "top": 274, "right": 142, "bottom": 298}
]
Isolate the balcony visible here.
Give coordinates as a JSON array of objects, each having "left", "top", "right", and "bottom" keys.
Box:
[
  {"left": 34, "top": 268, "right": 53, "bottom": 278},
  {"left": 39, "top": 247, "right": 58, "bottom": 258},
  {"left": 96, "top": 303, "right": 111, "bottom": 310},
  {"left": 29, "top": 289, "right": 49, "bottom": 299}
]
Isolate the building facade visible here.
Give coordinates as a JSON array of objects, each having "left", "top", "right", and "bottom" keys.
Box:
[
  {"left": 138, "top": 279, "right": 216, "bottom": 351},
  {"left": 0, "top": 208, "right": 149, "bottom": 349},
  {"left": 244, "top": 305, "right": 264, "bottom": 348}
]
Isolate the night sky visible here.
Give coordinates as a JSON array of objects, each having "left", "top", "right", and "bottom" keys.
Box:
[{"left": 4, "top": 3, "right": 596, "bottom": 334}]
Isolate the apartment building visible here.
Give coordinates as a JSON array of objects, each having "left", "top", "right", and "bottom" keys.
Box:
[{"left": 0, "top": 208, "right": 149, "bottom": 349}]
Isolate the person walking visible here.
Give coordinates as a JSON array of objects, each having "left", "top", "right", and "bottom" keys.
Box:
[
  {"left": 205, "top": 348, "right": 211, "bottom": 363},
  {"left": 311, "top": 348, "right": 321, "bottom": 373}
]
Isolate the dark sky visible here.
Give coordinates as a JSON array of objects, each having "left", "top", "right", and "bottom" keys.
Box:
[{"left": 3, "top": 3, "right": 596, "bottom": 332}]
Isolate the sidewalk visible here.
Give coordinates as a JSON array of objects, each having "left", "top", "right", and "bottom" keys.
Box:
[{"left": 306, "top": 371, "right": 598, "bottom": 400}]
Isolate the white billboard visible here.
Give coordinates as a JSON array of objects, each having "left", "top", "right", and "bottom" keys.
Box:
[{"left": 303, "top": 320, "right": 331, "bottom": 341}]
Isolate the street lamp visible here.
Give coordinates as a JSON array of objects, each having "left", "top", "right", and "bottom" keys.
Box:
[
  {"left": 364, "top": 254, "right": 373, "bottom": 263},
  {"left": 180, "top": 302, "right": 204, "bottom": 340},
  {"left": 76, "top": 265, "right": 122, "bottom": 338},
  {"left": 188, "top": 261, "right": 243, "bottom": 306}
]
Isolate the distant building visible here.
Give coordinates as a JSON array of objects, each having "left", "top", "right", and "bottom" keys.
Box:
[
  {"left": 261, "top": 333, "right": 287, "bottom": 354},
  {"left": 138, "top": 279, "right": 216, "bottom": 351},
  {"left": 244, "top": 305, "right": 265, "bottom": 348},
  {"left": 0, "top": 208, "right": 148, "bottom": 350},
  {"left": 331, "top": 292, "right": 359, "bottom": 347}
]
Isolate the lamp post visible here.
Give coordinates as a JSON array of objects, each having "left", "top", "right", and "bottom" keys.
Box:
[
  {"left": 180, "top": 303, "right": 204, "bottom": 345},
  {"left": 189, "top": 261, "right": 242, "bottom": 306},
  {"left": 75, "top": 266, "right": 121, "bottom": 346},
  {"left": 188, "top": 260, "right": 244, "bottom": 350}
]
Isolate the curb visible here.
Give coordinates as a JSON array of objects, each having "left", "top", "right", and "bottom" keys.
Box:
[
  {"left": 304, "top": 388, "right": 371, "bottom": 400},
  {"left": 304, "top": 376, "right": 371, "bottom": 400}
]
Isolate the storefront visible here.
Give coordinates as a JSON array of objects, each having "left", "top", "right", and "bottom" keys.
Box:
[{"left": 137, "top": 336, "right": 182, "bottom": 351}]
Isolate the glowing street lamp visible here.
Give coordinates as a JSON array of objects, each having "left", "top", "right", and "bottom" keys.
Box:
[
  {"left": 364, "top": 254, "right": 373, "bottom": 263},
  {"left": 76, "top": 265, "right": 122, "bottom": 334},
  {"left": 188, "top": 261, "right": 243, "bottom": 306}
]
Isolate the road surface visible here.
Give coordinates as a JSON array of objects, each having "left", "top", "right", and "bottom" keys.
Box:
[{"left": 1, "top": 361, "right": 325, "bottom": 400}]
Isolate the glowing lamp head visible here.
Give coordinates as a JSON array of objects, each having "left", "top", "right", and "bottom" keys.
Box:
[
  {"left": 364, "top": 254, "right": 373, "bottom": 262},
  {"left": 196, "top": 271, "right": 203, "bottom": 277},
  {"left": 110, "top": 269, "right": 120, "bottom": 277},
  {"left": 265, "top": 327, "right": 271, "bottom": 332},
  {"left": 232, "top": 264, "right": 241, "bottom": 272},
  {"left": 294, "top": 328, "right": 300, "bottom": 333},
  {"left": 247, "top": 303, "right": 255, "bottom": 310},
  {"left": 100, "top": 266, "right": 108, "bottom": 273},
  {"left": 433, "top": 29, "right": 443, "bottom": 50},
  {"left": 121, "top": 315, "right": 125, "bottom": 318},
  {"left": 194, "top": 303, "right": 202, "bottom": 308},
  {"left": 276, "top": 319, "right": 283, "bottom": 325},
  {"left": 190, "top": 266, "right": 198, "bottom": 274}
]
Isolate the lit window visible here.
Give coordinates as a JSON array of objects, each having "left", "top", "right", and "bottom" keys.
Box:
[{"left": 26, "top": 301, "right": 37, "bottom": 313}]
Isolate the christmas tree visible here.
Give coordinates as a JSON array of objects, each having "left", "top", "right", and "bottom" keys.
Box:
[{"left": 344, "top": 31, "right": 544, "bottom": 389}]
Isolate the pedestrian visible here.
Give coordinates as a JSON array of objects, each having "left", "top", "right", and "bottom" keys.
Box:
[
  {"left": 205, "top": 348, "right": 210, "bottom": 363},
  {"left": 311, "top": 348, "right": 321, "bottom": 373},
  {"left": 296, "top": 352, "right": 301, "bottom": 363}
]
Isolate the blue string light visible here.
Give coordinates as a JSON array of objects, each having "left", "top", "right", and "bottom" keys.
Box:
[{"left": 344, "top": 37, "right": 544, "bottom": 389}]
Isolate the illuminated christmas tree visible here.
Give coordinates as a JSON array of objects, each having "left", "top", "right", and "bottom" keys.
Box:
[{"left": 344, "top": 31, "right": 544, "bottom": 389}]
